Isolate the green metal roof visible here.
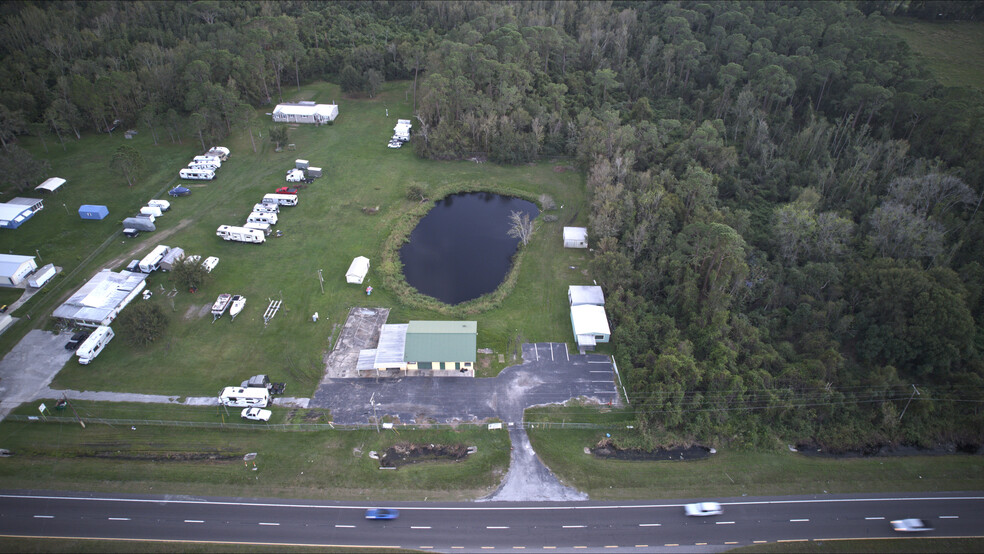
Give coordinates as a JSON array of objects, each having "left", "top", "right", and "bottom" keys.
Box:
[{"left": 405, "top": 320, "right": 477, "bottom": 363}]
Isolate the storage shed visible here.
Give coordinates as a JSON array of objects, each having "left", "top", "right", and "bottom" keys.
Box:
[
  {"left": 28, "top": 263, "right": 56, "bottom": 288},
  {"left": 570, "top": 304, "right": 611, "bottom": 352},
  {"left": 79, "top": 204, "right": 109, "bottom": 220},
  {"left": 0, "top": 254, "right": 38, "bottom": 286},
  {"left": 35, "top": 177, "right": 66, "bottom": 193},
  {"left": 563, "top": 227, "right": 588, "bottom": 248},
  {"left": 345, "top": 256, "right": 370, "bottom": 284},
  {"left": 568, "top": 285, "right": 605, "bottom": 306},
  {"left": 272, "top": 102, "right": 338, "bottom": 124},
  {"left": 159, "top": 247, "right": 186, "bottom": 271}
]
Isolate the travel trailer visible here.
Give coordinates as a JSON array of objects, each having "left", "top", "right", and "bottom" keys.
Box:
[
  {"left": 192, "top": 155, "right": 221, "bottom": 166},
  {"left": 243, "top": 222, "right": 272, "bottom": 236},
  {"left": 285, "top": 169, "right": 305, "bottom": 182},
  {"left": 147, "top": 199, "right": 170, "bottom": 211},
  {"left": 76, "top": 325, "right": 114, "bottom": 365},
  {"left": 246, "top": 211, "right": 278, "bottom": 225},
  {"left": 122, "top": 217, "right": 155, "bottom": 232},
  {"left": 206, "top": 146, "right": 230, "bottom": 161},
  {"left": 138, "top": 244, "right": 171, "bottom": 273},
  {"left": 216, "top": 225, "right": 265, "bottom": 244},
  {"left": 178, "top": 168, "right": 215, "bottom": 180},
  {"left": 262, "top": 193, "right": 298, "bottom": 206},
  {"left": 253, "top": 202, "right": 278, "bottom": 214},
  {"left": 187, "top": 161, "right": 220, "bottom": 171},
  {"left": 218, "top": 386, "right": 270, "bottom": 408},
  {"left": 140, "top": 206, "right": 162, "bottom": 217}
]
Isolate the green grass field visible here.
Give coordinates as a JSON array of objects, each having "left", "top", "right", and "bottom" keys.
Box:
[
  {"left": 0, "top": 80, "right": 587, "bottom": 397},
  {"left": 882, "top": 18, "right": 984, "bottom": 90}
]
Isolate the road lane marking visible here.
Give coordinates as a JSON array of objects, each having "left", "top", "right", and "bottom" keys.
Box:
[
  {"left": 411, "top": 526, "right": 431, "bottom": 529},
  {"left": 664, "top": 544, "right": 678, "bottom": 547},
  {"left": 790, "top": 518, "right": 809, "bottom": 522},
  {"left": 258, "top": 522, "right": 279, "bottom": 526},
  {"left": 184, "top": 520, "right": 204, "bottom": 523},
  {"left": 778, "top": 539, "right": 808, "bottom": 543},
  {"left": 334, "top": 524, "right": 355, "bottom": 528},
  {"left": 33, "top": 515, "right": 54, "bottom": 519},
  {"left": 487, "top": 526, "right": 509, "bottom": 529},
  {"left": 940, "top": 515, "right": 960, "bottom": 519},
  {"left": 696, "top": 542, "right": 707, "bottom": 545},
  {"left": 754, "top": 541, "right": 768, "bottom": 543},
  {"left": 589, "top": 370, "right": 609, "bottom": 373},
  {"left": 725, "top": 541, "right": 738, "bottom": 545},
  {"left": 512, "top": 547, "right": 525, "bottom": 549},
  {"left": 635, "top": 546, "right": 648, "bottom": 548},
  {"left": 716, "top": 521, "right": 736, "bottom": 525},
  {"left": 639, "top": 523, "right": 661, "bottom": 527},
  {"left": 605, "top": 546, "right": 618, "bottom": 549},
  {"left": 563, "top": 525, "right": 586, "bottom": 528},
  {"left": 108, "top": 518, "right": 130, "bottom": 521},
  {"left": 865, "top": 517, "right": 884, "bottom": 520}
]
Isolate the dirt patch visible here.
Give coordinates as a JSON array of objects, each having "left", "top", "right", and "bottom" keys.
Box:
[
  {"left": 379, "top": 442, "right": 471, "bottom": 468},
  {"left": 105, "top": 218, "right": 198, "bottom": 269},
  {"left": 591, "top": 438, "right": 712, "bottom": 461},
  {"left": 30, "top": 450, "right": 241, "bottom": 462},
  {"left": 795, "top": 442, "right": 981, "bottom": 458}
]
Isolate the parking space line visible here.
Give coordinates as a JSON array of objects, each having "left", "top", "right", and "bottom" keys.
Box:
[
  {"left": 564, "top": 343, "right": 569, "bottom": 361},
  {"left": 939, "top": 516, "right": 959, "bottom": 519},
  {"left": 865, "top": 517, "right": 884, "bottom": 520}
]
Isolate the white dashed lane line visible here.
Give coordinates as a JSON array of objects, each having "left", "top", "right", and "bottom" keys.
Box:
[
  {"left": 638, "top": 523, "right": 661, "bottom": 527},
  {"left": 715, "top": 521, "right": 736, "bottom": 525},
  {"left": 258, "top": 522, "right": 280, "bottom": 526},
  {"left": 939, "top": 515, "right": 960, "bottom": 519},
  {"left": 487, "top": 526, "right": 509, "bottom": 529},
  {"left": 865, "top": 517, "right": 885, "bottom": 520},
  {"left": 33, "top": 515, "right": 54, "bottom": 519},
  {"left": 790, "top": 518, "right": 810, "bottom": 522},
  {"left": 184, "top": 519, "right": 204, "bottom": 523},
  {"left": 335, "top": 524, "right": 355, "bottom": 528},
  {"left": 411, "top": 526, "right": 432, "bottom": 529},
  {"left": 108, "top": 517, "right": 130, "bottom": 521},
  {"left": 563, "top": 525, "right": 586, "bottom": 528}
]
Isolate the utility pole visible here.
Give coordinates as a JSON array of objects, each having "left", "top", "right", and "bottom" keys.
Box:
[
  {"left": 899, "top": 384, "right": 920, "bottom": 422},
  {"left": 369, "top": 392, "right": 380, "bottom": 433}
]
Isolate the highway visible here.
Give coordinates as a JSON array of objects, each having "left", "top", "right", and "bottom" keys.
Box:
[{"left": 1, "top": 490, "right": 981, "bottom": 552}]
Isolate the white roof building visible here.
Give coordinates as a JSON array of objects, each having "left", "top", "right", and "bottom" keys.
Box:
[
  {"left": 570, "top": 304, "right": 611, "bottom": 352},
  {"left": 52, "top": 269, "right": 149, "bottom": 327},
  {"left": 563, "top": 226, "right": 588, "bottom": 248},
  {"left": 568, "top": 285, "right": 605, "bottom": 306},
  {"left": 345, "top": 256, "right": 370, "bottom": 284},
  {"left": 272, "top": 102, "right": 338, "bottom": 124},
  {"left": 35, "top": 177, "right": 66, "bottom": 193},
  {"left": 0, "top": 254, "right": 38, "bottom": 286}
]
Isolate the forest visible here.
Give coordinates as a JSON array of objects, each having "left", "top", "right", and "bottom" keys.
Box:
[{"left": 1, "top": 0, "right": 982, "bottom": 450}]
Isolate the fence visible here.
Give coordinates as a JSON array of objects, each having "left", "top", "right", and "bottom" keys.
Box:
[{"left": 6, "top": 414, "right": 635, "bottom": 432}]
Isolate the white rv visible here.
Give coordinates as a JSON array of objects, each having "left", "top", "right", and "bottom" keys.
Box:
[
  {"left": 138, "top": 244, "right": 171, "bottom": 273},
  {"left": 262, "top": 193, "right": 298, "bottom": 206},
  {"left": 216, "top": 225, "right": 265, "bottom": 244},
  {"left": 206, "top": 146, "right": 230, "bottom": 161},
  {"left": 140, "top": 206, "right": 163, "bottom": 217},
  {"left": 285, "top": 169, "right": 305, "bottom": 182},
  {"left": 246, "top": 211, "right": 278, "bottom": 225},
  {"left": 147, "top": 199, "right": 171, "bottom": 211},
  {"left": 192, "top": 155, "right": 221, "bottom": 166},
  {"left": 244, "top": 222, "right": 272, "bottom": 236},
  {"left": 187, "top": 161, "right": 220, "bottom": 171},
  {"left": 179, "top": 168, "right": 215, "bottom": 180},
  {"left": 218, "top": 386, "right": 270, "bottom": 408},
  {"left": 253, "top": 202, "right": 278, "bottom": 214},
  {"left": 76, "top": 326, "right": 114, "bottom": 365}
]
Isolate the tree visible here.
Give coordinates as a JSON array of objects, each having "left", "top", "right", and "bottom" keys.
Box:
[
  {"left": 116, "top": 303, "right": 169, "bottom": 347},
  {"left": 110, "top": 144, "right": 145, "bottom": 187},
  {"left": 268, "top": 124, "right": 288, "bottom": 150},
  {"left": 0, "top": 145, "right": 50, "bottom": 192},
  {"left": 506, "top": 210, "right": 538, "bottom": 246},
  {"left": 339, "top": 64, "right": 363, "bottom": 94},
  {"left": 0, "top": 104, "right": 26, "bottom": 151},
  {"left": 406, "top": 182, "right": 428, "bottom": 202},
  {"left": 366, "top": 69, "right": 384, "bottom": 98},
  {"left": 171, "top": 256, "right": 211, "bottom": 291}
]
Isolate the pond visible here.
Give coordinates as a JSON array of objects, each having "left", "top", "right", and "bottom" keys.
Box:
[{"left": 399, "top": 192, "right": 540, "bottom": 305}]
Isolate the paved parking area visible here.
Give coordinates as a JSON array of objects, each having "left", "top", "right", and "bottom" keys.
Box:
[
  {"left": 311, "top": 342, "right": 620, "bottom": 425},
  {"left": 0, "top": 330, "right": 75, "bottom": 420}
]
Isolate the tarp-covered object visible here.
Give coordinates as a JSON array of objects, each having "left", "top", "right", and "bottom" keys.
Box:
[
  {"left": 345, "top": 256, "right": 370, "bottom": 284},
  {"left": 79, "top": 205, "right": 109, "bottom": 220},
  {"left": 122, "top": 217, "right": 155, "bottom": 232}
]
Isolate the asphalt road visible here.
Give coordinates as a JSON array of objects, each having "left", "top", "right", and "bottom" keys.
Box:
[{"left": 2, "top": 490, "right": 981, "bottom": 552}]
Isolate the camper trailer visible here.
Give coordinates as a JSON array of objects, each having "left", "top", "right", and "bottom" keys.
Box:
[
  {"left": 216, "top": 225, "right": 265, "bottom": 244},
  {"left": 138, "top": 245, "right": 171, "bottom": 273},
  {"left": 253, "top": 202, "right": 278, "bottom": 214},
  {"left": 218, "top": 386, "right": 270, "bottom": 408},
  {"left": 187, "top": 161, "right": 220, "bottom": 171},
  {"left": 306, "top": 166, "right": 323, "bottom": 178},
  {"left": 243, "top": 222, "right": 272, "bottom": 236},
  {"left": 192, "top": 155, "right": 221, "bottom": 166},
  {"left": 28, "top": 263, "right": 56, "bottom": 288},
  {"left": 207, "top": 146, "right": 230, "bottom": 161},
  {"left": 123, "top": 217, "right": 155, "bottom": 232},
  {"left": 246, "top": 211, "right": 278, "bottom": 225},
  {"left": 76, "top": 326, "right": 114, "bottom": 365},
  {"left": 136, "top": 212, "right": 155, "bottom": 223},
  {"left": 178, "top": 168, "right": 215, "bottom": 180},
  {"left": 140, "top": 206, "right": 163, "bottom": 217},
  {"left": 147, "top": 199, "right": 171, "bottom": 211},
  {"left": 262, "top": 193, "right": 298, "bottom": 206},
  {"left": 285, "top": 169, "right": 305, "bottom": 182}
]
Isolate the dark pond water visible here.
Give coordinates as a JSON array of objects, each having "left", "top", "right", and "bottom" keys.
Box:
[{"left": 399, "top": 192, "right": 540, "bottom": 305}]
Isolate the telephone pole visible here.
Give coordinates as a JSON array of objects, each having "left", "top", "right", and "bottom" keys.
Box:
[{"left": 899, "top": 384, "right": 920, "bottom": 422}]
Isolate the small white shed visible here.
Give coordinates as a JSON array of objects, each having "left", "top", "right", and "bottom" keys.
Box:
[
  {"left": 563, "top": 227, "right": 588, "bottom": 248},
  {"left": 345, "top": 256, "right": 370, "bottom": 284}
]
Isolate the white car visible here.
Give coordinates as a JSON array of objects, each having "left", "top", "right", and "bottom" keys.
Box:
[
  {"left": 684, "top": 502, "right": 723, "bottom": 516},
  {"left": 241, "top": 407, "right": 272, "bottom": 422},
  {"left": 891, "top": 518, "right": 933, "bottom": 532}
]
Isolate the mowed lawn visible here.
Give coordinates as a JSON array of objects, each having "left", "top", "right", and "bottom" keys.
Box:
[
  {"left": 883, "top": 18, "right": 984, "bottom": 90},
  {"left": 0, "top": 80, "right": 586, "bottom": 398}
]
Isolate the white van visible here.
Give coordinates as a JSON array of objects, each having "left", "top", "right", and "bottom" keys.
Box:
[
  {"left": 218, "top": 386, "right": 270, "bottom": 408},
  {"left": 246, "top": 211, "right": 278, "bottom": 225},
  {"left": 76, "top": 326, "right": 115, "bottom": 365},
  {"left": 262, "top": 193, "right": 298, "bottom": 206},
  {"left": 179, "top": 168, "right": 215, "bottom": 180}
]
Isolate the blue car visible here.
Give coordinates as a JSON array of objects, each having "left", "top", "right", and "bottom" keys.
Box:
[
  {"left": 365, "top": 508, "right": 399, "bottom": 520},
  {"left": 168, "top": 186, "right": 191, "bottom": 197}
]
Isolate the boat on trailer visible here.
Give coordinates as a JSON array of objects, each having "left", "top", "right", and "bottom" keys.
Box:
[
  {"left": 211, "top": 293, "right": 232, "bottom": 322},
  {"left": 229, "top": 295, "right": 246, "bottom": 321}
]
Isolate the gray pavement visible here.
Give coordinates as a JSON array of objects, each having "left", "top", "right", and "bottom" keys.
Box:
[
  {"left": 0, "top": 330, "right": 75, "bottom": 420},
  {"left": 321, "top": 307, "right": 389, "bottom": 379}
]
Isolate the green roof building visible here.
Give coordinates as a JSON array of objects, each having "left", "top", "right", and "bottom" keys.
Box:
[{"left": 404, "top": 320, "right": 477, "bottom": 372}]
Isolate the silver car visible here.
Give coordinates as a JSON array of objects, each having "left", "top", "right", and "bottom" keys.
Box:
[{"left": 684, "top": 502, "right": 723, "bottom": 516}]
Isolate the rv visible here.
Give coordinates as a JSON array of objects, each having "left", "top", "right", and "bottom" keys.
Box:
[
  {"left": 140, "top": 206, "right": 163, "bottom": 217},
  {"left": 253, "top": 202, "right": 278, "bottom": 214},
  {"left": 206, "top": 146, "right": 230, "bottom": 161},
  {"left": 243, "top": 222, "right": 272, "bottom": 236},
  {"left": 218, "top": 386, "right": 270, "bottom": 408},
  {"left": 192, "top": 155, "right": 222, "bottom": 166},
  {"left": 138, "top": 244, "right": 171, "bottom": 273},
  {"left": 247, "top": 211, "right": 278, "bottom": 226},
  {"left": 262, "top": 193, "right": 299, "bottom": 206},
  {"left": 179, "top": 168, "right": 215, "bottom": 180},
  {"left": 147, "top": 199, "right": 171, "bottom": 211},
  {"left": 285, "top": 169, "right": 305, "bottom": 182},
  {"left": 136, "top": 212, "right": 155, "bottom": 223},
  {"left": 123, "top": 217, "right": 155, "bottom": 232},
  {"left": 187, "top": 161, "right": 220, "bottom": 171},
  {"left": 76, "top": 326, "right": 114, "bottom": 365},
  {"left": 216, "top": 225, "right": 265, "bottom": 244}
]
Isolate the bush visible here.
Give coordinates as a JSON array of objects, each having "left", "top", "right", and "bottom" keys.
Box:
[{"left": 116, "top": 303, "right": 169, "bottom": 346}]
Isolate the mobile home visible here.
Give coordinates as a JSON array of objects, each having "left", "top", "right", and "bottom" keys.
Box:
[
  {"left": 246, "top": 211, "right": 278, "bottom": 226},
  {"left": 179, "top": 168, "right": 215, "bottom": 180},
  {"left": 262, "top": 193, "right": 298, "bottom": 206},
  {"left": 138, "top": 244, "right": 171, "bottom": 273},
  {"left": 253, "top": 202, "right": 278, "bottom": 214},
  {"left": 76, "top": 325, "right": 115, "bottom": 365},
  {"left": 216, "top": 225, "right": 265, "bottom": 244},
  {"left": 218, "top": 386, "right": 270, "bottom": 408},
  {"left": 243, "top": 222, "right": 272, "bottom": 236}
]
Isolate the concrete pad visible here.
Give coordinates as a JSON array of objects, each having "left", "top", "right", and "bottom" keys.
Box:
[
  {"left": 322, "top": 307, "right": 389, "bottom": 379},
  {"left": 0, "top": 330, "right": 75, "bottom": 420}
]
